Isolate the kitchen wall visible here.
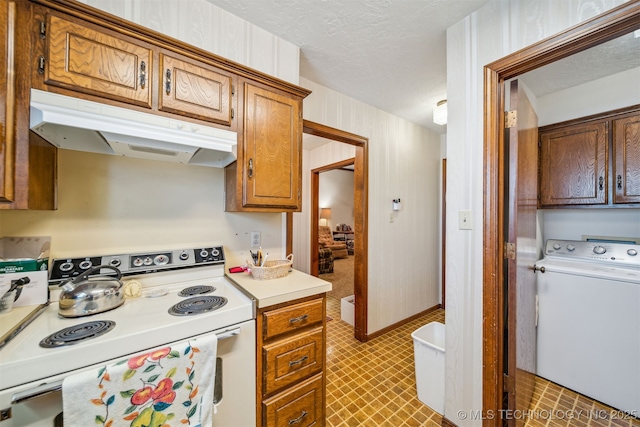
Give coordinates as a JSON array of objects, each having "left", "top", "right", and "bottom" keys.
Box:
[
  {"left": 298, "top": 77, "right": 442, "bottom": 334},
  {"left": 320, "top": 169, "right": 355, "bottom": 231},
  {"left": 445, "top": 1, "right": 630, "bottom": 425},
  {"left": 0, "top": 0, "right": 300, "bottom": 261}
]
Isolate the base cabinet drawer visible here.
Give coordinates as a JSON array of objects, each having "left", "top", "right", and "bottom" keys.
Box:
[
  {"left": 263, "top": 298, "right": 324, "bottom": 340},
  {"left": 264, "top": 327, "right": 323, "bottom": 395},
  {"left": 263, "top": 373, "right": 323, "bottom": 427}
]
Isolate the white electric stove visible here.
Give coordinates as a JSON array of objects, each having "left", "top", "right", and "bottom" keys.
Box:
[{"left": 0, "top": 246, "right": 256, "bottom": 427}]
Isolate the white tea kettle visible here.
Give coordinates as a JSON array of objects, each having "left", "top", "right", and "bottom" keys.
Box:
[{"left": 58, "top": 265, "right": 124, "bottom": 317}]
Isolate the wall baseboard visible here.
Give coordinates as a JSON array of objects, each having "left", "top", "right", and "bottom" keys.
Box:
[
  {"left": 365, "top": 303, "right": 442, "bottom": 341},
  {"left": 441, "top": 416, "right": 458, "bottom": 427}
]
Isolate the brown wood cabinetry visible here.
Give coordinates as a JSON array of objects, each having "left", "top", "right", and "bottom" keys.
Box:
[
  {"left": 257, "top": 296, "right": 326, "bottom": 427},
  {"left": 225, "top": 81, "right": 304, "bottom": 212},
  {"left": 0, "top": 1, "right": 17, "bottom": 203},
  {"left": 539, "top": 107, "right": 640, "bottom": 208},
  {"left": 158, "top": 53, "right": 234, "bottom": 126},
  {"left": 613, "top": 114, "right": 640, "bottom": 204},
  {"left": 539, "top": 121, "right": 608, "bottom": 206},
  {"left": 45, "top": 14, "right": 153, "bottom": 108}
]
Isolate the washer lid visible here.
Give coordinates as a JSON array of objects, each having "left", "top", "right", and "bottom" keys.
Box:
[{"left": 535, "top": 258, "right": 640, "bottom": 283}]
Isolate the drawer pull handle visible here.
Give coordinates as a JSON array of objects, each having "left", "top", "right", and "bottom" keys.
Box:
[
  {"left": 288, "top": 355, "right": 308, "bottom": 367},
  {"left": 288, "top": 410, "right": 308, "bottom": 425},
  {"left": 289, "top": 314, "right": 309, "bottom": 324}
]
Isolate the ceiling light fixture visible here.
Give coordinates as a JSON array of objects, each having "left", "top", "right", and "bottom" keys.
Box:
[{"left": 433, "top": 100, "right": 447, "bottom": 126}]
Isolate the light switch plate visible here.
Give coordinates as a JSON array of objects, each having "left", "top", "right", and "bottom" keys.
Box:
[{"left": 458, "top": 210, "right": 472, "bottom": 230}]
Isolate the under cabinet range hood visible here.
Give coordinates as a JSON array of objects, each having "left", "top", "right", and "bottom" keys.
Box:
[{"left": 29, "top": 89, "right": 237, "bottom": 167}]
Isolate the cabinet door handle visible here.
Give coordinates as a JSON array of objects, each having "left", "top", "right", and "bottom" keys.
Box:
[
  {"left": 617, "top": 175, "right": 623, "bottom": 190},
  {"left": 598, "top": 176, "right": 604, "bottom": 191},
  {"left": 139, "top": 61, "right": 146, "bottom": 88},
  {"left": 288, "top": 410, "right": 308, "bottom": 425},
  {"left": 165, "top": 69, "right": 172, "bottom": 95},
  {"left": 248, "top": 158, "right": 254, "bottom": 178},
  {"left": 289, "top": 314, "right": 309, "bottom": 324},
  {"left": 288, "top": 355, "right": 308, "bottom": 367}
]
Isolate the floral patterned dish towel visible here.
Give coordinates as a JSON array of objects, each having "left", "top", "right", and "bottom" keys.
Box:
[{"left": 63, "top": 333, "right": 218, "bottom": 427}]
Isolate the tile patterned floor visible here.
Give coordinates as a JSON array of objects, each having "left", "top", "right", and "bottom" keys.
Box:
[
  {"left": 325, "top": 296, "right": 445, "bottom": 426},
  {"left": 325, "top": 296, "right": 639, "bottom": 427},
  {"left": 524, "top": 376, "right": 640, "bottom": 427}
]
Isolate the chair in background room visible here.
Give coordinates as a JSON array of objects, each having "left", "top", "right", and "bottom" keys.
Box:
[
  {"left": 318, "top": 225, "right": 348, "bottom": 259},
  {"left": 318, "top": 247, "right": 334, "bottom": 274}
]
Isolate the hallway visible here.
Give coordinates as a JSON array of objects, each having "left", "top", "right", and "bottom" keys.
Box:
[{"left": 325, "top": 296, "right": 445, "bottom": 426}]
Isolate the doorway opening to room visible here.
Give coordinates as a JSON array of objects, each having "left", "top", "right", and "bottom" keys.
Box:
[
  {"left": 482, "top": 3, "right": 640, "bottom": 426},
  {"left": 288, "top": 120, "right": 369, "bottom": 342}
]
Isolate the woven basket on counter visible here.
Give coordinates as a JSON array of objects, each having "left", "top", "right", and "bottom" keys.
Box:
[{"left": 247, "top": 254, "right": 293, "bottom": 280}]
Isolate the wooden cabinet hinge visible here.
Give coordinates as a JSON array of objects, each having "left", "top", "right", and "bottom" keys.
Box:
[
  {"left": 38, "top": 56, "right": 45, "bottom": 74},
  {"left": 231, "top": 108, "right": 234, "bottom": 119},
  {"left": 504, "top": 242, "right": 516, "bottom": 260},
  {"left": 231, "top": 85, "right": 235, "bottom": 96},
  {"left": 39, "top": 21, "right": 46, "bottom": 39},
  {"left": 505, "top": 110, "right": 517, "bottom": 128}
]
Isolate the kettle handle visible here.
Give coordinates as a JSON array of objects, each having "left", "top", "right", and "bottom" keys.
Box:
[{"left": 63, "top": 265, "right": 123, "bottom": 286}]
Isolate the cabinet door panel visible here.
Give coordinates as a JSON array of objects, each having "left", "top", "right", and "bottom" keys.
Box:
[
  {"left": 539, "top": 121, "right": 608, "bottom": 206},
  {"left": 243, "top": 83, "right": 301, "bottom": 209},
  {"left": 0, "top": 1, "right": 16, "bottom": 203},
  {"left": 158, "top": 54, "right": 233, "bottom": 126},
  {"left": 613, "top": 115, "right": 640, "bottom": 204},
  {"left": 46, "top": 15, "right": 152, "bottom": 107}
]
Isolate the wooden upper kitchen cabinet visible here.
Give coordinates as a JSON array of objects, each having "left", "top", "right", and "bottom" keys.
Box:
[
  {"left": 0, "top": 0, "right": 56, "bottom": 210},
  {"left": 1, "top": 1, "right": 17, "bottom": 203},
  {"left": 612, "top": 113, "right": 640, "bottom": 204},
  {"left": 225, "top": 80, "right": 308, "bottom": 212},
  {"left": 158, "top": 53, "right": 234, "bottom": 126},
  {"left": 539, "top": 120, "right": 608, "bottom": 207},
  {"left": 44, "top": 14, "right": 153, "bottom": 108},
  {"left": 257, "top": 296, "right": 326, "bottom": 427},
  {"left": 539, "top": 106, "right": 640, "bottom": 208}
]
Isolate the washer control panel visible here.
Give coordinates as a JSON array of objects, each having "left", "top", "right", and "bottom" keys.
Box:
[
  {"left": 545, "top": 239, "right": 640, "bottom": 267},
  {"left": 49, "top": 246, "right": 225, "bottom": 283}
]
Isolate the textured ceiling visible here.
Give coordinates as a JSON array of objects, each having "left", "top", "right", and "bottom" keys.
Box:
[{"left": 205, "top": 0, "right": 490, "bottom": 134}]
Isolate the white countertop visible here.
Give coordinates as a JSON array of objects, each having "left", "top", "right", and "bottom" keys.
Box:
[{"left": 225, "top": 268, "right": 331, "bottom": 308}]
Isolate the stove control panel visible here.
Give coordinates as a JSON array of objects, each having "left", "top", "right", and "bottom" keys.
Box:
[
  {"left": 49, "top": 246, "right": 225, "bottom": 283},
  {"left": 545, "top": 239, "right": 640, "bottom": 267}
]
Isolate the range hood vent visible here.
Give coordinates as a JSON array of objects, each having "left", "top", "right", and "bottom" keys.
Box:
[{"left": 29, "top": 89, "right": 237, "bottom": 168}]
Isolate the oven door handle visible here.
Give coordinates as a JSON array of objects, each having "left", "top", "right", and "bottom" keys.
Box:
[{"left": 12, "top": 327, "right": 242, "bottom": 404}]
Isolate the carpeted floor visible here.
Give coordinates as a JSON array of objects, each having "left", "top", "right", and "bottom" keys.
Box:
[{"left": 320, "top": 255, "right": 354, "bottom": 300}]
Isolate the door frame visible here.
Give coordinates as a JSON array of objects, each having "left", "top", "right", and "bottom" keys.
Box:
[
  {"left": 482, "top": 2, "right": 640, "bottom": 425},
  {"left": 287, "top": 120, "right": 369, "bottom": 342}
]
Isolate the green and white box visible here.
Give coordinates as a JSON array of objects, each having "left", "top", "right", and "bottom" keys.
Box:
[{"left": 0, "top": 237, "right": 50, "bottom": 308}]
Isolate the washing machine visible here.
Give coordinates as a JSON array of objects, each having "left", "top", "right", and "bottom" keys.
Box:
[{"left": 535, "top": 239, "right": 640, "bottom": 414}]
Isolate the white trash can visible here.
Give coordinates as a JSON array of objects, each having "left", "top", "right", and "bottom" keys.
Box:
[{"left": 411, "top": 322, "right": 445, "bottom": 414}]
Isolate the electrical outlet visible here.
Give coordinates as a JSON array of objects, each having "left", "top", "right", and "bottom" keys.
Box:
[
  {"left": 458, "top": 210, "right": 472, "bottom": 230},
  {"left": 250, "top": 231, "right": 261, "bottom": 247}
]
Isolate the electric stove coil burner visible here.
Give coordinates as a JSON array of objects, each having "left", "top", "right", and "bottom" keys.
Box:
[
  {"left": 39, "top": 320, "right": 116, "bottom": 348},
  {"left": 168, "top": 296, "right": 227, "bottom": 316},
  {"left": 177, "top": 285, "right": 216, "bottom": 297}
]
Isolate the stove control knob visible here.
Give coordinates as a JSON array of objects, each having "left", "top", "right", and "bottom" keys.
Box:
[
  {"left": 552, "top": 243, "right": 561, "bottom": 250},
  {"left": 211, "top": 248, "right": 220, "bottom": 257},
  {"left": 109, "top": 258, "right": 121, "bottom": 268},
  {"left": 628, "top": 249, "right": 638, "bottom": 256},
  {"left": 200, "top": 249, "right": 209, "bottom": 258},
  {"left": 59, "top": 261, "right": 74, "bottom": 272},
  {"left": 154, "top": 254, "right": 169, "bottom": 265},
  {"left": 566, "top": 244, "right": 576, "bottom": 252},
  {"left": 79, "top": 260, "right": 93, "bottom": 270},
  {"left": 133, "top": 257, "right": 144, "bottom": 267},
  {"left": 593, "top": 246, "right": 606, "bottom": 255},
  {"left": 143, "top": 257, "right": 153, "bottom": 266},
  {"left": 179, "top": 251, "right": 189, "bottom": 261}
]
